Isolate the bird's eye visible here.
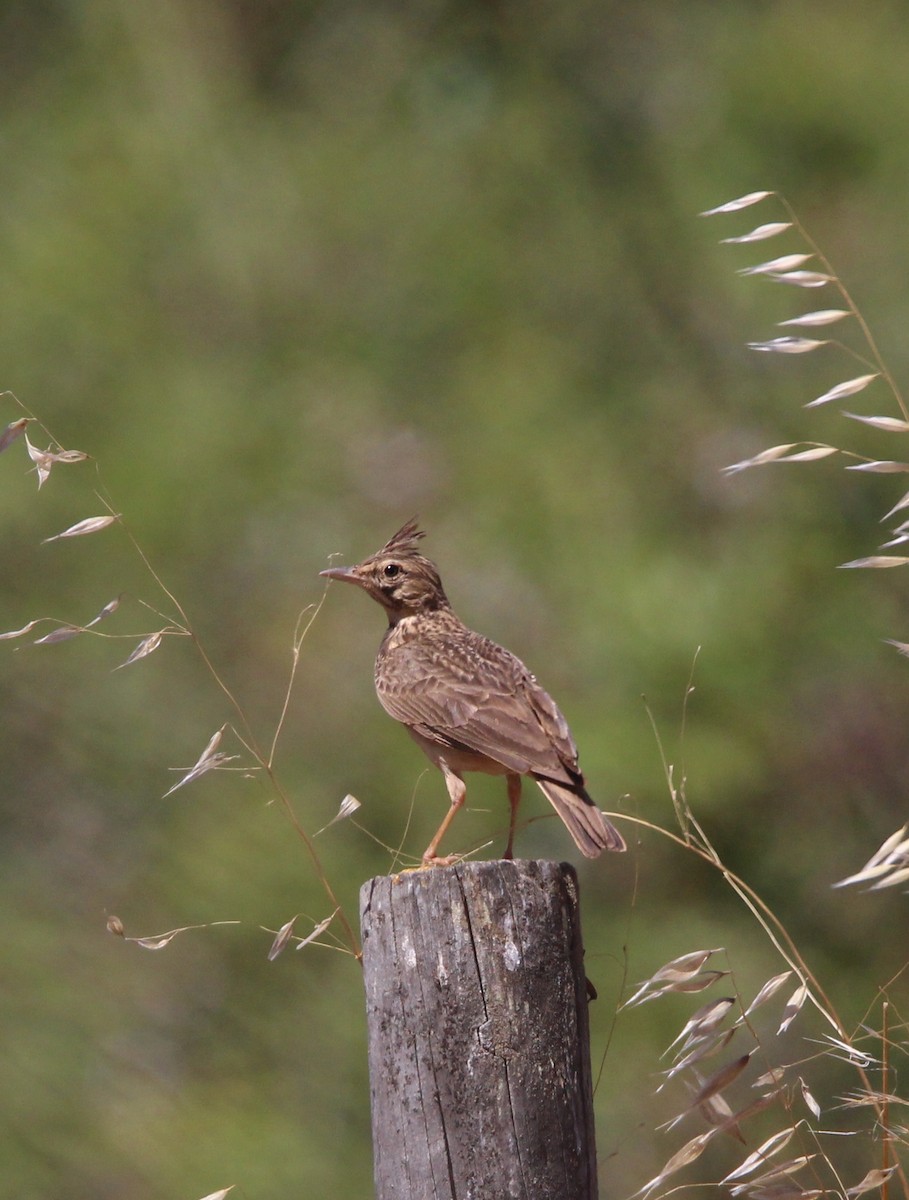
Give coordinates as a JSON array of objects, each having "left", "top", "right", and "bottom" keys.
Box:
[{"left": 383, "top": 563, "right": 401, "bottom": 579}]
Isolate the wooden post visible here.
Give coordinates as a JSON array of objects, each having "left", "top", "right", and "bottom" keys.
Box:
[{"left": 360, "top": 859, "right": 599, "bottom": 1200}]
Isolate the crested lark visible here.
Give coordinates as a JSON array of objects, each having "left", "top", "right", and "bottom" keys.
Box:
[{"left": 321, "top": 520, "right": 626, "bottom": 866}]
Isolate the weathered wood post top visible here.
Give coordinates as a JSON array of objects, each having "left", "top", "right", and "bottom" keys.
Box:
[{"left": 360, "top": 858, "right": 599, "bottom": 1200}]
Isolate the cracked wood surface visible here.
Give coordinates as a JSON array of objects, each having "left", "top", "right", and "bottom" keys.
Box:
[{"left": 360, "top": 860, "right": 598, "bottom": 1200}]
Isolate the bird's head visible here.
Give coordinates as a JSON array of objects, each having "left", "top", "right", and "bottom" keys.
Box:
[{"left": 320, "top": 519, "right": 451, "bottom": 623}]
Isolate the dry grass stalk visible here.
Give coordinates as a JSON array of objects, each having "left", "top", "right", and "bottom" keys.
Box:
[
  {"left": 630, "top": 937, "right": 908, "bottom": 1200},
  {"left": 628, "top": 190, "right": 909, "bottom": 1200},
  {"left": 1, "top": 394, "right": 360, "bottom": 958},
  {"left": 705, "top": 191, "right": 909, "bottom": 902}
]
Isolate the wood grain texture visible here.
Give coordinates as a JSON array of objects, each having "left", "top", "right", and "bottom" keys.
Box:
[{"left": 360, "top": 860, "right": 598, "bottom": 1200}]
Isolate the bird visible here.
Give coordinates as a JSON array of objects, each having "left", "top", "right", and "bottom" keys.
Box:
[{"left": 320, "top": 520, "right": 626, "bottom": 866}]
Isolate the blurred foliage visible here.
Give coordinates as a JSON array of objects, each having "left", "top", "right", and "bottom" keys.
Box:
[{"left": 3, "top": 1, "right": 909, "bottom": 1196}]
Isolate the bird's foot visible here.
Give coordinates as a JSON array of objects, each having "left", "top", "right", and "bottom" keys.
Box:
[
  {"left": 391, "top": 854, "right": 462, "bottom": 880},
  {"left": 420, "top": 852, "right": 463, "bottom": 869}
]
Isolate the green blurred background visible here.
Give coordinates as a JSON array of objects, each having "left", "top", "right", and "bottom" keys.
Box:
[{"left": 3, "top": 2, "right": 909, "bottom": 1196}]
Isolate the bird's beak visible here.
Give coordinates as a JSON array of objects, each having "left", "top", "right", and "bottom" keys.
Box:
[{"left": 320, "top": 565, "right": 365, "bottom": 587}]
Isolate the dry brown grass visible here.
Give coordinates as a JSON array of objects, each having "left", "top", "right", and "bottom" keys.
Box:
[{"left": 616, "top": 191, "right": 909, "bottom": 1200}]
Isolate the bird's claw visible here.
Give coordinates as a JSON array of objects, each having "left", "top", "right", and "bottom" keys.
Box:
[{"left": 420, "top": 853, "right": 463, "bottom": 869}]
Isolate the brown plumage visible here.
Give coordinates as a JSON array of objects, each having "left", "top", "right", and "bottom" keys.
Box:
[{"left": 321, "top": 520, "right": 626, "bottom": 865}]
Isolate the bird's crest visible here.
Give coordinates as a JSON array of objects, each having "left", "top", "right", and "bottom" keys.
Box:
[{"left": 380, "top": 518, "right": 426, "bottom": 558}]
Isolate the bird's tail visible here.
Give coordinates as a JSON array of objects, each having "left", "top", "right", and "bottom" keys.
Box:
[{"left": 534, "top": 778, "right": 626, "bottom": 857}]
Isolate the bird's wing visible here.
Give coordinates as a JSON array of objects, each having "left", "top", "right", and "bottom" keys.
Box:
[{"left": 376, "top": 630, "right": 582, "bottom": 784}]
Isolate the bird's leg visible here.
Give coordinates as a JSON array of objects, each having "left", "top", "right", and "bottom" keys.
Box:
[
  {"left": 421, "top": 761, "right": 467, "bottom": 866},
  {"left": 504, "top": 773, "right": 522, "bottom": 860}
]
